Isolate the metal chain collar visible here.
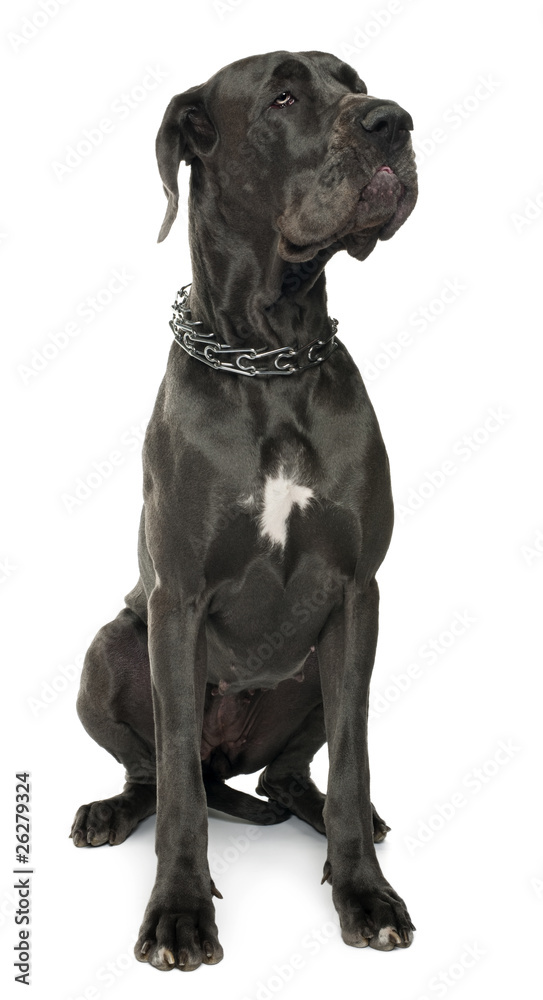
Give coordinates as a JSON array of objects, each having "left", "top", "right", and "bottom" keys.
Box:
[{"left": 170, "top": 284, "right": 338, "bottom": 377}]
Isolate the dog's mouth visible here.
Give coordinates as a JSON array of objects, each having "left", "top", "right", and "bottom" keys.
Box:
[
  {"left": 354, "top": 165, "right": 404, "bottom": 231},
  {"left": 278, "top": 164, "right": 415, "bottom": 263}
]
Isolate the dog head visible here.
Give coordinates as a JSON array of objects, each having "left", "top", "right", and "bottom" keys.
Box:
[{"left": 156, "top": 50, "right": 417, "bottom": 264}]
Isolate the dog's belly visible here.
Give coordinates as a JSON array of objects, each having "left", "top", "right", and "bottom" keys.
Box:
[{"left": 204, "top": 541, "right": 351, "bottom": 693}]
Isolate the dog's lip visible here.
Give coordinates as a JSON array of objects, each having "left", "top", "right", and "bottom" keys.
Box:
[
  {"left": 358, "top": 164, "right": 403, "bottom": 201},
  {"left": 371, "top": 164, "right": 395, "bottom": 178}
]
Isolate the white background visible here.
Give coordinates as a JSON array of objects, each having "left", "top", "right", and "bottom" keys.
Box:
[{"left": 1, "top": 0, "right": 542, "bottom": 997}]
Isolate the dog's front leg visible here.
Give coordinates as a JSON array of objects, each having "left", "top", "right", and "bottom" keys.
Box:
[
  {"left": 318, "top": 578, "right": 415, "bottom": 951},
  {"left": 134, "top": 586, "right": 223, "bottom": 972}
]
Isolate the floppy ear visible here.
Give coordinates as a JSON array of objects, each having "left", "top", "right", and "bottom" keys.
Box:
[{"left": 155, "top": 83, "right": 216, "bottom": 242}]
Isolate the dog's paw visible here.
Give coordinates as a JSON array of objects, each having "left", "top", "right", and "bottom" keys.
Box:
[
  {"left": 70, "top": 789, "right": 150, "bottom": 847},
  {"left": 134, "top": 897, "right": 223, "bottom": 972},
  {"left": 331, "top": 878, "right": 415, "bottom": 951}
]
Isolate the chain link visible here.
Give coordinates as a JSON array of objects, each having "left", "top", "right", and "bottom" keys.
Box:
[{"left": 169, "top": 284, "right": 338, "bottom": 377}]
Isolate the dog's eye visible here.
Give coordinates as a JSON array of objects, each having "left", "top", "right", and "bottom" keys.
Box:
[{"left": 270, "top": 91, "right": 296, "bottom": 108}]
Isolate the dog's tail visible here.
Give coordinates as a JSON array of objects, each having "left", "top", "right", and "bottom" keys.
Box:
[{"left": 203, "top": 775, "right": 291, "bottom": 825}]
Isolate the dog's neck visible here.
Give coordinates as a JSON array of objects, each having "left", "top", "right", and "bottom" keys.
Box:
[{"left": 186, "top": 203, "right": 337, "bottom": 353}]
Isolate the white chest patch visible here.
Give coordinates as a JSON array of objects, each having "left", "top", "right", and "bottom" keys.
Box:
[{"left": 258, "top": 468, "right": 314, "bottom": 548}]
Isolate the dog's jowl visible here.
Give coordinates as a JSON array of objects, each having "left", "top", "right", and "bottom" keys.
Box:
[{"left": 70, "top": 50, "right": 418, "bottom": 970}]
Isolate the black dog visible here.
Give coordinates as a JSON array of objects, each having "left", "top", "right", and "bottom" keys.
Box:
[{"left": 71, "top": 49, "right": 418, "bottom": 971}]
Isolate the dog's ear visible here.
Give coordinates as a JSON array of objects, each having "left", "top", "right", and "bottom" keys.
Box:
[{"left": 156, "top": 84, "right": 216, "bottom": 242}]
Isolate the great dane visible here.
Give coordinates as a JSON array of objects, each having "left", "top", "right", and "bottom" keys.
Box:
[{"left": 70, "top": 49, "right": 418, "bottom": 971}]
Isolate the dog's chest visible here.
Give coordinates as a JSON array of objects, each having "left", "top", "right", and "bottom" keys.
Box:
[
  {"left": 202, "top": 455, "right": 358, "bottom": 690},
  {"left": 241, "top": 464, "right": 315, "bottom": 550},
  {"left": 144, "top": 371, "right": 384, "bottom": 686}
]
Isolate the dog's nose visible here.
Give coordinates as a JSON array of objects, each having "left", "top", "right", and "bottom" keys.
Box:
[{"left": 359, "top": 100, "right": 413, "bottom": 151}]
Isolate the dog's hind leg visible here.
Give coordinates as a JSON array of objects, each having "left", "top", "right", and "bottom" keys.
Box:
[
  {"left": 70, "top": 607, "right": 157, "bottom": 847},
  {"left": 257, "top": 727, "right": 390, "bottom": 843},
  {"left": 255, "top": 700, "right": 328, "bottom": 834},
  {"left": 253, "top": 654, "right": 390, "bottom": 842}
]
